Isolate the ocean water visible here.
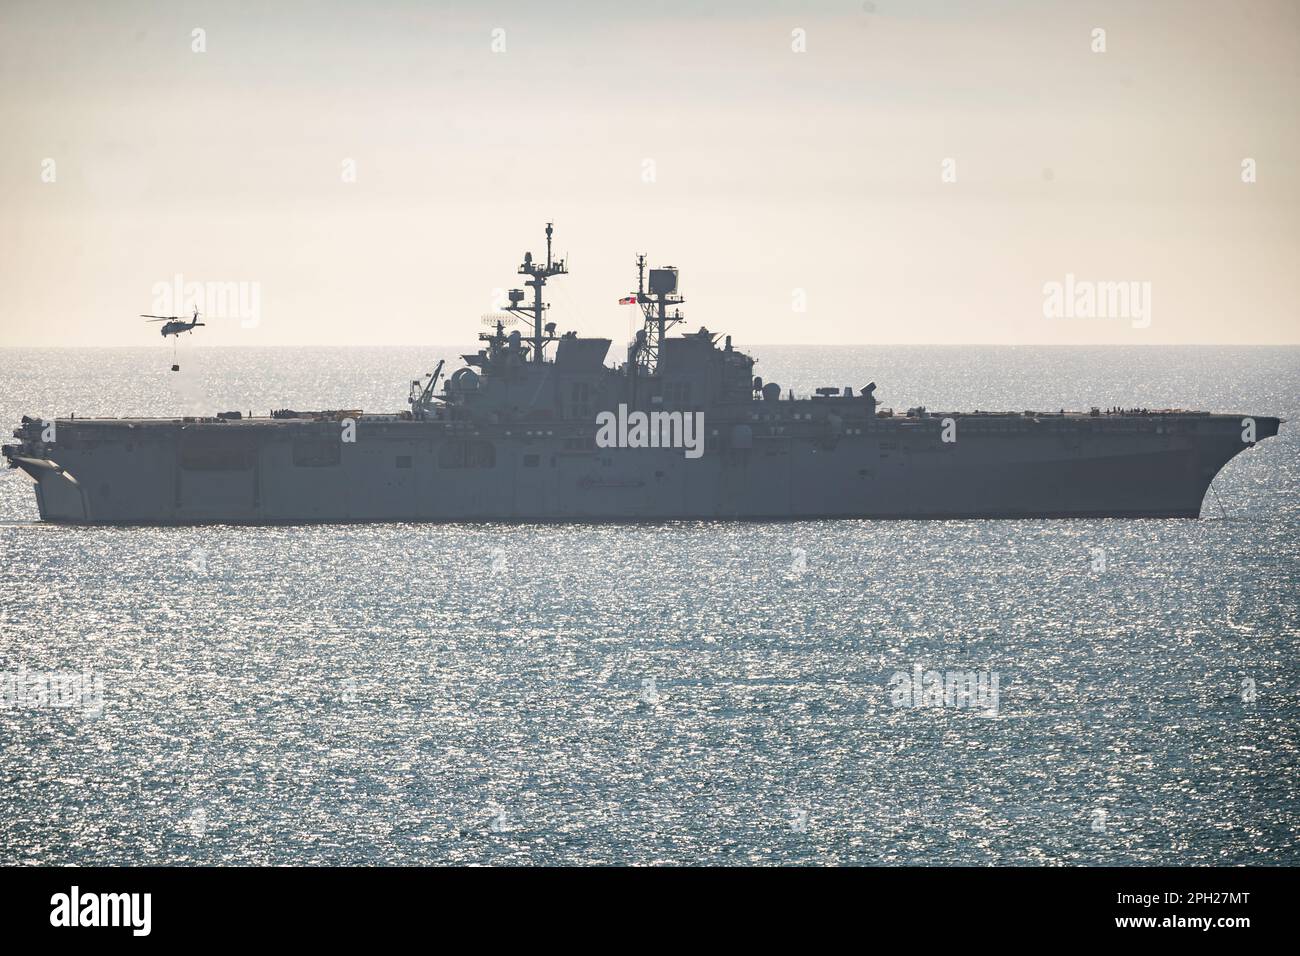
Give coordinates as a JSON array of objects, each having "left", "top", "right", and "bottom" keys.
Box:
[{"left": 0, "top": 345, "right": 1296, "bottom": 865}]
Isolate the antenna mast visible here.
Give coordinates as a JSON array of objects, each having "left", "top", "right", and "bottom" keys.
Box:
[
  {"left": 507, "top": 222, "right": 568, "bottom": 364},
  {"left": 633, "top": 257, "right": 684, "bottom": 375}
]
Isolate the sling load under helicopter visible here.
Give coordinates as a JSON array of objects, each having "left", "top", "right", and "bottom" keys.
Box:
[{"left": 140, "top": 308, "right": 205, "bottom": 371}]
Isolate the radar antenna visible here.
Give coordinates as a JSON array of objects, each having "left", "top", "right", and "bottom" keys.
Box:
[{"left": 631, "top": 255, "right": 684, "bottom": 374}]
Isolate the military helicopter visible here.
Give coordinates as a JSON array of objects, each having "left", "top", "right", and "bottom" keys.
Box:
[
  {"left": 140, "top": 308, "right": 205, "bottom": 371},
  {"left": 141, "top": 308, "right": 205, "bottom": 338}
]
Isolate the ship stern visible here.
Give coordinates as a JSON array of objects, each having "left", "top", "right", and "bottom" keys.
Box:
[{"left": 3, "top": 419, "right": 91, "bottom": 522}]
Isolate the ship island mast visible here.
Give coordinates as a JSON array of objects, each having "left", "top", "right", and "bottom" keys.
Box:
[
  {"left": 632, "top": 254, "right": 684, "bottom": 375},
  {"left": 504, "top": 222, "right": 568, "bottom": 364}
]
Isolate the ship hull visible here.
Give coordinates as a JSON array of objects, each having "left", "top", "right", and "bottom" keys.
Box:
[{"left": 7, "top": 414, "right": 1279, "bottom": 524}]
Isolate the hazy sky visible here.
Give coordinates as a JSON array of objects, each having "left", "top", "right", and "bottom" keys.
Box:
[{"left": 1, "top": 0, "right": 1296, "bottom": 347}]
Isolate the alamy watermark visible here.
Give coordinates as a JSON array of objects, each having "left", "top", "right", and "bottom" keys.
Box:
[
  {"left": 595, "top": 405, "right": 705, "bottom": 459},
  {"left": 50, "top": 886, "right": 151, "bottom": 936},
  {"left": 1042, "top": 274, "right": 1151, "bottom": 329},
  {"left": 150, "top": 274, "right": 261, "bottom": 329},
  {"left": 888, "top": 663, "right": 1000, "bottom": 716},
  {"left": 789, "top": 546, "right": 808, "bottom": 578},
  {"left": 640, "top": 677, "right": 663, "bottom": 706},
  {"left": 1, "top": 666, "right": 104, "bottom": 717}
]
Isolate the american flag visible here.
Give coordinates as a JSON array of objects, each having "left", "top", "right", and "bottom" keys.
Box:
[{"left": 618, "top": 295, "right": 638, "bottom": 305}]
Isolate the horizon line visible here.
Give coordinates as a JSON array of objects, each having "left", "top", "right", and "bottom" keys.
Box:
[{"left": 2, "top": 341, "right": 1298, "bottom": 350}]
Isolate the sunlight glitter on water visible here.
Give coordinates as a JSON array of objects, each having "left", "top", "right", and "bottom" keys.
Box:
[{"left": 1, "top": 347, "right": 1296, "bottom": 864}]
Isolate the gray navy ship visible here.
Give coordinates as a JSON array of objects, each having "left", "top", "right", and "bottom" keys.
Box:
[{"left": 3, "top": 225, "right": 1283, "bottom": 523}]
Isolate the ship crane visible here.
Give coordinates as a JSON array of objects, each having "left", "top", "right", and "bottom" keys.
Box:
[{"left": 408, "top": 359, "right": 445, "bottom": 418}]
